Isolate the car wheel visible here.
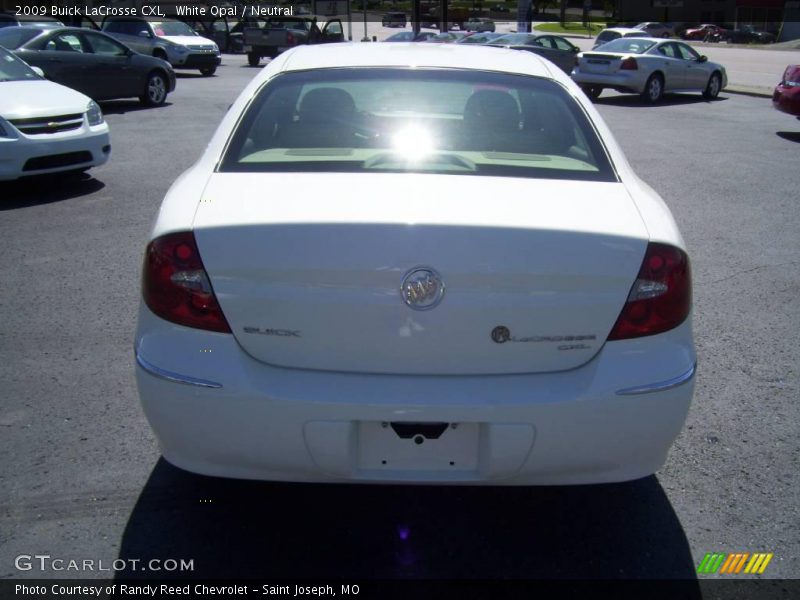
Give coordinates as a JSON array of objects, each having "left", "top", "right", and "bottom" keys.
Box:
[
  {"left": 703, "top": 72, "right": 722, "bottom": 99},
  {"left": 247, "top": 52, "right": 260, "bottom": 67},
  {"left": 641, "top": 73, "right": 663, "bottom": 103},
  {"left": 140, "top": 71, "right": 168, "bottom": 106},
  {"left": 200, "top": 66, "right": 216, "bottom": 76},
  {"left": 583, "top": 86, "right": 602, "bottom": 101},
  {"left": 153, "top": 49, "right": 168, "bottom": 62}
]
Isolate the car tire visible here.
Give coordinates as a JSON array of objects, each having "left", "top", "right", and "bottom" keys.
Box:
[
  {"left": 641, "top": 73, "right": 663, "bottom": 103},
  {"left": 140, "top": 71, "right": 168, "bottom": 107},
  {"left": 200, "top": 66, "right": 216, "bottom": 76},
  {"left": 583, "top": 86, "right": 602, "bottom": 101},
  {"left": 247, "top": 52, "right": 260, "bottom": 67},
  {"left": 703, "top": 72, "right": 722, "bottom": 100}
]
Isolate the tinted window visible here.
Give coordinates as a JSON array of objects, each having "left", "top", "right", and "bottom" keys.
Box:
[
  {"left": 45, "top": 33, "right": 86, "bottom": 53},
  {"left": 220, "top": 68, "right": 615, "bottom": 183},
  {"left": 84, "top": 32, "right": 127, "bottom": 56},
  {"left": 0, "top": 46, "right": 40, "bottom": 80},
  {"left": 596, "top": 38, "right": 655, "bottom": 53},
  {"left": 0, "top": 27, "right": 42, "bottom": 49},
  {"left": 675, "top": 43, "right": 700, "bottom": 60}
]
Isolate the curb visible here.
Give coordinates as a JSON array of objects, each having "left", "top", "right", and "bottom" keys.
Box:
[{"left": 724, "top": 86, "right": 774, "bottom": 98}]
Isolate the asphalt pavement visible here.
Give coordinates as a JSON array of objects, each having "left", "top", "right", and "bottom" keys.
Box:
[{"left": 0, "top": 49, "right": 798, "bottom": 583}]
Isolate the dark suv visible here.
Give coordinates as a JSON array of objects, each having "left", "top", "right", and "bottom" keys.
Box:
[{"left": 382, "top": 12, "right": 407, "bottom": 28}]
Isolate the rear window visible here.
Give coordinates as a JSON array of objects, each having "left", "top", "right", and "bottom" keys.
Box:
[
  {"left": 0, "top": 27, "right": 41, "bottom": 49},
  {"left": 595, "top": 38, "right": 656, "bottom": 53},
  {"left": 596, "top": 31, "right": 619, "bottom": 43},
  {"left": 220, "top": 68, "right": 616, "bottom": 182}
]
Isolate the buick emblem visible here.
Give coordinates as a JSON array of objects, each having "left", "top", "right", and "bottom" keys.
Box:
[{"left": 400, "top": 267, "right": 445, "bottom": 311}]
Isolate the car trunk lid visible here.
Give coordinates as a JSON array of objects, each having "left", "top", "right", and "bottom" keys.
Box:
[{"left": 193, "top": 173, "right": 649, "bottom": 375}]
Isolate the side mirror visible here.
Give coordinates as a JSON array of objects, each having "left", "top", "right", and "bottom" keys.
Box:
[
  {"left": 698, "top": 55, "right": 708, "bottom": 63},
  {"left": 572, "top": 45, "right": 579, "bottom": 53},
  {"left": 138, "top": 31, "right": 152, "bottom": 38},
  {"left": 31, "top": 66, "right": 45, "bottom": 78}
]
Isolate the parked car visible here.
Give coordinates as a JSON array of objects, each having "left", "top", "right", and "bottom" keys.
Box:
[
  {"left": 0, "top": 12, "right": 63, "bottom": 29},
  {"left": 682, "top": 24, "right": 727, "bottom": 41},
  {"left": 426, "top": 32, "right": 470, "bottom": 43},
  {"left": 383, "top": 31, "right": 437, "bottom": 42},
  {"left": 0, "top": 26, "right": 176, "bottom": 106},
  {"left": 593, "top": 27, "right": 650, "bottom": 49},
  {"left": 382, "top": 12, "right": 407, "bottom": 28},
  {"left": 135, "top": 43, "right": 696, "bottom": 486},
  {"left": 242, "top": 16, "right": 344, "bottom": 66},
  {"left": 0, "top": 46, "right": 110, "bottom": 181},
  {"left": 491, "top": 4, "right": 510, "bottom": 12},
  {"left": 456, "top": 32, "right": 503, "bottom": 44},
  {"left": 724, "top": 25, "right": 776, "bottom": 44},
  {"left": 488, "top": 33, "right": 579, "bottom": 74},
  {"left": 464, "top": 18, "right": 496, "bottom": 33},
  {"left": 773, "top": 65, "right": 800, "bottom": 118},
  {"left": 634, "top": 22, "right": 674, "bottom": 38},
  {"left": 102, "top": 16, "right": 220, "bottom": 76},
  {"left": 572, "top": 37, "right": 727, "bottom": 103}
]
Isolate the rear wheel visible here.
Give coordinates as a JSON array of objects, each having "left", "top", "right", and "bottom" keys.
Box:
[
  {"left": 200, "top": 66, "right": 216, "bottom": 76},
  {"left": 140, "top": 71, "right": 168, "bottom": 106},
  {"left": 703, "top": 72, "right": 722, "bottom": 99},
  {"left": 641, "top": 73, "right": 663, "bottom": 103},
  {"left": 247, "top": 52, "right": 260, "bottom": 67}
]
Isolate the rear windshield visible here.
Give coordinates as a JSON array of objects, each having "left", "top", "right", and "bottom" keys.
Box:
[
  {"left": 220, "top": 68, "right": 615, "bottom": 182},
  {"left": 596, "top": 38, "right": 656, "bottom": 53},
  {"left": 0, "top": 27, "right": 42, "bottom": 49},
  {"left": 596, "top": 31, "right": 619, "bottom": 42}
]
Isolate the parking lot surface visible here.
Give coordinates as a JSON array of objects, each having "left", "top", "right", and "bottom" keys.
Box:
[{"left": 1, "top": 52, "right": 798, "bottom": 580}]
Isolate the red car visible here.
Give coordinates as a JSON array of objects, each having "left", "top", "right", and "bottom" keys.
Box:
[
  {"left": 683, "top": 24, "right": 727, "bottom": 41},
  {"left": 773, "top": 65, "right": 800, "bottom": 117}
]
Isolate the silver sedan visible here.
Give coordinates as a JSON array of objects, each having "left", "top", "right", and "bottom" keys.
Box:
[{"left": 571, "top": 37, "right": 727, "bottom": 103}]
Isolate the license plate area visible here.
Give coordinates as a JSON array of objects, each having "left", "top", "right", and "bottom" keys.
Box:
[{"left": 357, "top": 421, "right": 479, "bottom": 473}]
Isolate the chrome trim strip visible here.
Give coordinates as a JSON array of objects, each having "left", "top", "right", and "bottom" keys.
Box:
[
  {"left": 616, "top": 362, "right": 697, "bottom": 396},
  {"left": 135, "top": 350, "right": 223, "bottom": 389}
]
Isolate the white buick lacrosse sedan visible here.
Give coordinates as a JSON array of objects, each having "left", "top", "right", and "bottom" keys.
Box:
[{"left": 134, "top": 43, "right": 695, "bottom": 485}]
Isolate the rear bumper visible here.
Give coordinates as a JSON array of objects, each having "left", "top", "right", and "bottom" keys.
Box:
[
  {"left": 571, "top": 69, "right": 645, "bottom": 93},
  {"left": 134, "top": 305, "right": 695, "bottom": 485},
  {"left": 773, "top": 85, "right": 800, "bottom": 117},
  {"left": 0, "top": 119, "right": 110, "bottom": 181}
]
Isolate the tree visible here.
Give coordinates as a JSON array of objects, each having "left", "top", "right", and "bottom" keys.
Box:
[{"left": 559, "top": 0, "right": 567, "bottom": 25}]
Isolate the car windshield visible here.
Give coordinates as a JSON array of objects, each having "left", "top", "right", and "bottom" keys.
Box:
[
  {"left": 492, "top": 33, "right": 535, "bottom": 45},
  {"left": 220, "top": 68, "right": 615, "bottom": 182},
  {"left": 0, "top": 27, "right": 43, "bottom": 49},
  {"left": 0, "top": 47, "right": 41, "bottom": 81},
  {"left": 458, "top": 33, "right": 501, "bottom": 44},
  {"left": 595, "top": 38, "right": 656, "bottom": 53},
  {"left": 151, "top": 20, "right": 196, "bottom": 36}
]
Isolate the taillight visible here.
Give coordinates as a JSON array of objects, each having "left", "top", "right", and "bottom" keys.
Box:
[
  {"left": 142, "top": 231, "right": 231, "bottom": 333},
  {"left": 607, "top": 243, "right": 690, "bottom": 340},
  {"left": 620, "top": 57, "right": 638, "bottom": 70},
  {"left": 286, "top": 31, "right": 294, "bottom": 44}
]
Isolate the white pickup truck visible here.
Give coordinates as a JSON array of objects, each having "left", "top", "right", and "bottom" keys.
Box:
[{"left": 243, "top": 16, "right": 345, "bottom": 66}]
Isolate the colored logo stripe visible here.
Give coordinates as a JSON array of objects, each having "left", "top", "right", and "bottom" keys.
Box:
[
  {"left": 698, "top": 552, "right": 774, "bottom": 574},
  {"left": 744, "top": 553, "right": 774, "bottom": 574},
  {"left": 697, "top": 553, "right": 726, "bottom": 574}
]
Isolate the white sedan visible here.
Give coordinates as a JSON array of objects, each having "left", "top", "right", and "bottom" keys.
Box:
[
  {"left": 0, "top": 47, "right": 110, "bottom": 181},
  {"left": 572, "top": 37, "right": 727, "bottom": 103},
  {"left": 135, "top": 43, "right": 696, "bottom": 485}
]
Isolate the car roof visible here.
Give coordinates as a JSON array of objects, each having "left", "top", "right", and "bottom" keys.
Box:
[
  {"left": 278, "top": 43, "right": 555, "bottom": 78},
  {"left": 600, "top": 28, "right": 647, "bottom": 34}
]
